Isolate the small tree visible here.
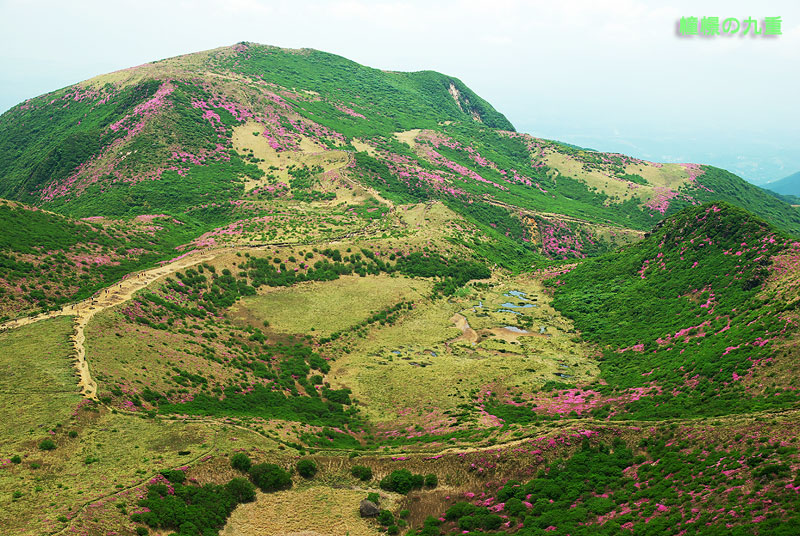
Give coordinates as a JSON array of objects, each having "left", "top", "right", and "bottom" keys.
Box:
[
  {"left": 160, "top": 470, "right": 186, "bottom": 484},
  {"left": 231, "top": 452, "right": 252, "bottom": 472},
  {"left": 296, "top": 459, "right": 318, "bottom": 478},
  {"left": 249, "top": 463, "right": 291, "bottom": 492},
  {"left": 226, "top": 477, "right": 256, "bottom": 503}
]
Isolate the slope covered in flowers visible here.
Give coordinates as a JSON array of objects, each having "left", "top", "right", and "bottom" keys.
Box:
[
  {"left": 0, "top": 200, "right": 204, "bottom": 320},
  {"left": 534, "top": 202, "right": 800, "bottom": 419},
  {"left": 1, "top": 43, "right": 799, "bottom": 269}
]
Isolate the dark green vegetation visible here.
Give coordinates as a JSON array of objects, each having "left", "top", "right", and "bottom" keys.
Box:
[
  {"left": 230, "top": 452, "right": 252, "bottom": 472},
  {"left": 296, "top": 458, "right": 318, "bottom": 478},
  {"left": 411, "top": 433, "right": 800, "bottom": 536},
  {"left": 249, "top": 463, "right": 292, "bottom": 492},
  {"left": 547, "top": 203, "right": 800, "bottom": 419},
  {"left": 380, "top": 469, "right": 433, "bottom": 494},
  {"left": 697, "top": 167, "right": 800, "bottom": 234},
  {"left": 130, "top": 458, "right": 297, "bottom": 535},
  {"left": 216, "top": 43, "right": 514, "bottom": 136},
  {"left": 131, "top": 468, "right": 256, "bottom": 536},
  {"left": 351, "top": 465, "right": 373, "bottom": 481},
  {"left": 394, "top": 252, "right": 490, "bottom": 295}
]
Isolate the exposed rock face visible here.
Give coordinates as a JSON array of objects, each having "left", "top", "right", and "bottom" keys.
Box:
[{"left": 359, "top": 499, "right": 380, "bottom": 517}]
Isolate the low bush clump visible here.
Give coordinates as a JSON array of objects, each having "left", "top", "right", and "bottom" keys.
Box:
[
  {"left": 230, "top": 452, "right": 252, "bottom": 472},
  {"left": 249, "top": 463, "right": 292, "bottom": 492},
  {"left": 296, "top": 459, "right": 318, "bottom": 478},
  {"left": 379, "top": 469, "right": 425, "bottom": 494},
  {"left": 131, "top": 468, "right": 255, "bottom": 536},
  {"left": 351, "top": 465, "right": 373, "bottom": 481}
]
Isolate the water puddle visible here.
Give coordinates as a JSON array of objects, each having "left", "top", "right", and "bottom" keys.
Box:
[{"left": 499, "top": 302, "right": 535, "bottom": 309}]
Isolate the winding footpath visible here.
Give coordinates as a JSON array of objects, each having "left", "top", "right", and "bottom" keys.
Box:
[
  {"left": 0, "top": 249, "right": 220, "bottom": 400},
  {"left": 0, "top": 212, "right": 396, "bottom": 400}
]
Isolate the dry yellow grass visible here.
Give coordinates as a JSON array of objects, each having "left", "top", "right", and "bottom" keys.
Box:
[
  {"left": 328, "top": 275, "right": 598, "bottom": 426},
  {"left": 230, "top": 274, "right": 431, "bottom": 337},
  {"left": 0, "top": 316, "right": 79, "bottom": 444},
  {"left": 543, "top": 150, "right": 692, "bottom": 205},
  {"left": 232, "top": 121, "right": 350, "bottom": 193},
  {"left": 223, "top": 485, "right": 393, "bottom": 536},
  {"left": 393, "top": 129, "right": 422, "bottom": 148}
]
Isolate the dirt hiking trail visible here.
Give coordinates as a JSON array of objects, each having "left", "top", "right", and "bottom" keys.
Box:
[{"left": 0, "top": 249, "right": 220, "bottom": 399}]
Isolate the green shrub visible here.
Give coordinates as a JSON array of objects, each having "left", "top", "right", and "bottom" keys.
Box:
[
  {"left": 225, "top": 477, "right": 256, "bottom": 503},
  {"left": 296, "top": 459, "right": 318, "bottom": 478},
  {"left": 10, "top": 455, "right": 21, "bottom": 464},
  {"left": 378, "top": 510, "right": 395, "bottom": 526},
  {"left": 367, "top": 492, "right": 380, "bottom": 504},
  {"left": 445, "top": 502, "right": 477, "bottom": 520},
  {"left": 160, "top": 469, "right": 186, "bottom": 484},
  {"left": 39, "top": 438, "right": 56, "bottom": 451},
  {"left": 387, "top": 524, "right": 399, "bottom": 535},
  {"left": 249, "top": 463, "right": 291, "bottom": 492},
  {"left": 380, "top": 469, "right": 426, "bottom": 494},
  {"left": 424, "top": 473, "right": 438, "bottom": 488},
  {"left": 351, "top": 465, "right": 373, "bottom": 481},
  {"left": 132, "top": 474, "right": 250, "bottom": 535},
  {"left": 231, "top": 452, "right": 252, "bottom": 472},
  {"left": 68, "top": 431, "right": 78, "bottom": 438},
  {"left": 135, "top": 527, "right": 149, "bottom": 536}
]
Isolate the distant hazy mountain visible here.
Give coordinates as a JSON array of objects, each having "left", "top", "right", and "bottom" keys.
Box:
[{"left": 766, "top": 171, "right": 800, "bottom": 198}]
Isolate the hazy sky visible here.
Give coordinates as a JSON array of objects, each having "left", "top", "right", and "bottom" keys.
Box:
[{"left": 1, "top": 0, "right": 798, "bottom": 184}]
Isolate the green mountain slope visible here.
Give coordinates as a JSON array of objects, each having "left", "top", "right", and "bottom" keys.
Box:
[
  {"left": 541, "top": 202, "right": 800, "bottom": 418},
  {"left": 1, "top": 42, "right": 799, "bottom": 271},
  {"left": 2, "top": 44, "right": 800, "bottom": 536},
  {"left": 0, "top": 199, "right": 202, "bottom": 320}
]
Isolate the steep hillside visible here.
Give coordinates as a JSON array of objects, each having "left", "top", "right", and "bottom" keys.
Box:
[
  {"left": 535, "top": 203, "right": 800, "bottom": 419},
  {"left": 0, "top": 199, "right": 206, "bottom": 320},
  {"left": 1, "top": 42, "right": 799, "bottom": 272}
]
